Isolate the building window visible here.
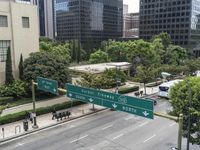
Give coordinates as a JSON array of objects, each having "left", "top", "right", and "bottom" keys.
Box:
[
  {"left": 0, "top": 15, "right": 8, "bottom": 27},
  {"left": 22, "top": 17, "right": 30, "bottom": 28},
  {"left": 0, "top": 41, "right": 10, "bottom": 62}
]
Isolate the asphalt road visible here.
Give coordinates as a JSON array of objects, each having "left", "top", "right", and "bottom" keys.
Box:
[{"left": 0, "top": 99, "right": 182, "bottom": 150}]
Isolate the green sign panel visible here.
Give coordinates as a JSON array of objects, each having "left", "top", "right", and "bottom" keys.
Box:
[
  {"left": 37, "top": 77, "right": 58, "bottom": 95},
  {"left": 66, "top": 84, "right": 154, "bottom": 119}
]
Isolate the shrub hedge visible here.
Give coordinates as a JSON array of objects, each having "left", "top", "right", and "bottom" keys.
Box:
[
  {"left": 0, "top": 97, "right": 13, "bottom": 105},
  {"left": 118, "top": 86, "right": 139, "bottom": 94},
  {"left": 146, "top": 81, "right": 163, "bottom": 87},
  {"left": 0, "top": 101, "right": 84, "bottom": 125}
]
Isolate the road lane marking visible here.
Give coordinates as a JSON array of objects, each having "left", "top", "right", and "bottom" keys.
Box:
[
  {"left": 15, "top": 143, "right": 25, "bottom": 147},
  {"left": 0, "top": 109, "right": 109, "bottom": 145},
  {"left": 70, "top": 134, "right": 88, "bottom": 143},
  {"left": 69, "top": 125, "right": 75, "bottom": 128},
  {"left": 169, "top": 122, "right": 176, "bottom": 127},
  {"left": 102, "top": 124, "right": 113, "bottom": 130},
  {"left": 124, "top": 116, "right": 134, "bottom": 120},
  {"left": 139, "top": 121, "right": 149, "bottom": 127},
  {"left": 112, "top": 133, "right": 124, "bottom": 140},
  {"left": 143, "top": 134, "right": 156, "bottom": 143}
]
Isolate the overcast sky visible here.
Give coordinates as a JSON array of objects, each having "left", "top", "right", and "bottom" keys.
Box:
[{"left": 124, "top": 0, "right": 139, "bottom": 13}]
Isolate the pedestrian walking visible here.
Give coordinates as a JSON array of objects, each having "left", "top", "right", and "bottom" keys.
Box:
[{"left": 30, "top": 112, "right": 33, "bottom": 123}]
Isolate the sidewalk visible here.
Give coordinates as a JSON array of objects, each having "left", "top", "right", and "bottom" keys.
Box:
[
  {"left": 1, "top": 82, "right": 159, "bottom": 117},
  {"left": 0, "top": 104, "right": 105, "bottom": 141},
  {"left": 1, "top": 96, "right": 68, "bottom": 116},
  {"left": 0, "top": 85, "right": 160, "bottom": 142}
]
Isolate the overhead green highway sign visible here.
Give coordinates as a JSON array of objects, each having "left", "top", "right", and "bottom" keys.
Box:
[
  {"left": 66, "top": 84, "right": 154, "bottom": 119},
  {"left": 37, "top": 77, "right": 58, "bottom": 95}
]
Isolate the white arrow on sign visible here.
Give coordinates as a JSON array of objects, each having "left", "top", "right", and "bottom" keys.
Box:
[
  {"left": 143, "top": 111, "right": 149, "bottom": 117},
  {"left": 69, "top": 93, "right": 72, "bottom": 97},
  {"left": 112, "top": 103, "right": 118, "bottom": 109},
  {"left": 89, "top": 98, "right": 94, "bottom": 102}
]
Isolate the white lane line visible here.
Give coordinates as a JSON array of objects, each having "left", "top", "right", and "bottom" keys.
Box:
[
  {"left": 169, "top": 122, "right": 176, "bottom": 127},
  {"left": 139, "top": 121, "right": 149, "bottom": 127},
  {"left": 70, "top": 134, "right": 88, "bottom": 143},
  {"left": 0, "top": 109, "right": 109, "bottom": 146},
  {"left": 69, "top": 125, "right": 75, "bottom": 128},
  {"left": 112, "top": 133, "right": 124, "bottom": 140},
  {"left": 124, "top": 116, "right": 134, "bottom": 121},
  {"left": 102, "top": 124, "right": 113, "bottom": 130},
  {"left": 15, "top": 143, "right": 25, "bottom": 147},
  {"left": 143, "top": 134, "right": 156, "bottom": 143}
]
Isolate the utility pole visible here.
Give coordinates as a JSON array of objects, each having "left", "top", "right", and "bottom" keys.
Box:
[
  {"left": 32, "top": 80, "right": 38, "bottom": 129},
  {"left": 115, "top": 66, "right": 121, "bottom": 94},
  {"left": 186, "top": 80, "right": 192, "bottom": 150}
]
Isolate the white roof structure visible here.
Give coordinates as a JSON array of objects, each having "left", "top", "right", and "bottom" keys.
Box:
[{"left": 69, "top": 62, "right": 131, "bottom": 74}]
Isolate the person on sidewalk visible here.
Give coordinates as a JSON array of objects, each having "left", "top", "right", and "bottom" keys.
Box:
[
  {"left": 29, "top": 112, "right": 33, "bottom": 123},
  {"left": 25, "top": 111, "right": 29, "bottom": 120},
  {"left": 52, "top": 108, "right": 57, "bottom": 120}
]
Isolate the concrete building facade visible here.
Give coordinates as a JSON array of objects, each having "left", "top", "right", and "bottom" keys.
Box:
[{"left": 0, "top": 0, "right": 39, "bottom": 84}]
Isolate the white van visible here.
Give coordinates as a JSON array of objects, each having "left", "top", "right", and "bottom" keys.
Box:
[{"left": 158, "top": 80, "right": 183, "bottom": 98}]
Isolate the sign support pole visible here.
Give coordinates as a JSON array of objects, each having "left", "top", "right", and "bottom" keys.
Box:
[
  {"left": 178, "top": 114, "right": 183, "bottom": 150},
  {"left": 92, "top": 104, "right": 95, "bottom": 111},
  {"left": 154, "top": 112, "right": 183, "bottom": 150},
  {"left": 32, "top": 80, "right": 38, "bottom": 129}
]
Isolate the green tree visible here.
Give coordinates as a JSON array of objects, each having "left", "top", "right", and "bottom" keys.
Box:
[
  {"left": 70, "top": 39, "right": 86, "bottom": 63},
  {"left": 155, "top": 64, "right": 189, "bottom": 77},
  {"left": 77, "top": 69, "right": 126, "bottom": 89},
  {"left": 151, "top": 38, "right": 165, "bottom": 63},
  {"left": 40, "top": 40, "right": 71, "bottom": 63},
  {"left": 5, "top": 46, "right": 14, "bottom": 85},
  {"left": 106, "top": 41, "right": 129, "bottom": 62},
  {"left": 164, "top": 45, "right": 188, "bottom": 65},
  {"left": 89, "top": 50, "right": 110, "bottom": 64},
  {"left": 126, "top": 40, "right": 160, "bottom": 76},
  {"left": 135, "top": 65, "right": 156, "bottom": 94},
  {"left": 18, "top": 54, "right": 23, "bottom": 80},
  {"left": 23, "top": 52, "right": 71, "bottom": 88},
  {"left": 76, "top": 40, "right": 81, "bottom": 63},
  {"left": 184, "top": 58, "right": 200, "bottom": 75},
  {"left": 152, "top": 32, "right": 172, "bottom": 49},
  {"left": 170, "top": 77, "right": 200, "bottom": 144}
]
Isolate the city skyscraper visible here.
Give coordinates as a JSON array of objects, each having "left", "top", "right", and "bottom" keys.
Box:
[
  {"left": 139, "top": 0, "right": 200, "bottom": 57},
  {"left": 54, "top": 0, "right": 123, "bottom": 49},
  {"left": 34, "top": 0, "right": 55, "bottom": 39}
]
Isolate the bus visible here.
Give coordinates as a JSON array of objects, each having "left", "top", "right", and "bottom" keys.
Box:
[{"left": 158, "top": 80, "right": 183, "bottom": 99}]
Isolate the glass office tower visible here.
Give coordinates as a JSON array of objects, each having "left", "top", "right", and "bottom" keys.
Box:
[
  {"left": 139, "top": 0, "right": 200, "bottom": 57},
  {"left": 54, "top": 0, "right": 123, "bottom": 49}
]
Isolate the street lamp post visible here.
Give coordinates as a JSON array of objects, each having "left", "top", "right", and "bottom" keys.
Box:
[
  {"left": 186, "top": 79, "right": 192, "bottom": 150},
  {"left": 32, "top": 80, "right": 38, "bottom": 129}
]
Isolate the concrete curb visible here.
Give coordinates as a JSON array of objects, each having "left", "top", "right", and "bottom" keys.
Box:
[{"left": 0, "top": 108, "right": 107, "bottom": 144}]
